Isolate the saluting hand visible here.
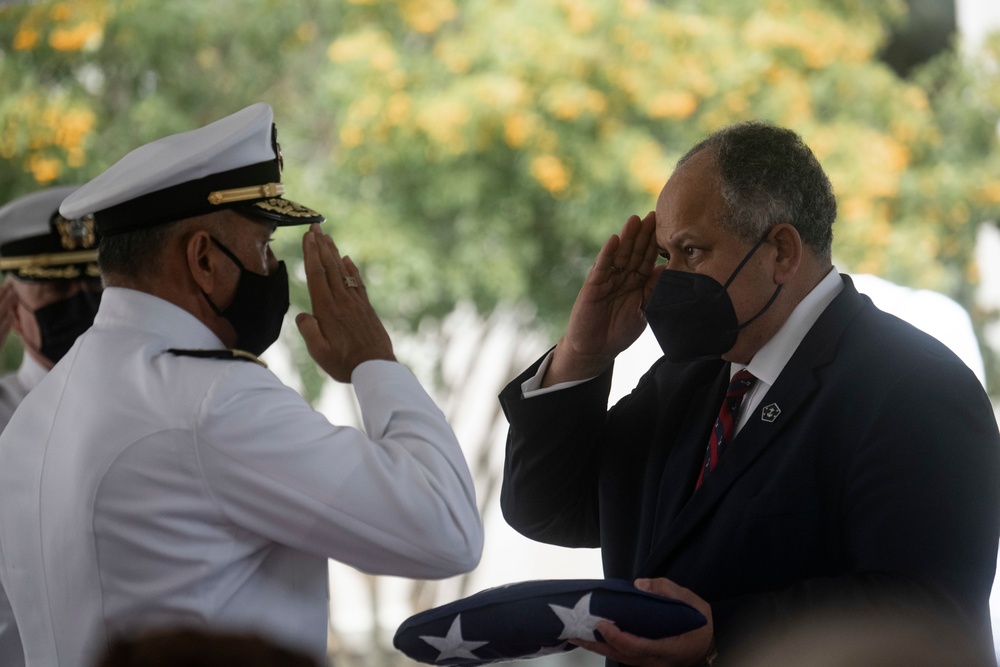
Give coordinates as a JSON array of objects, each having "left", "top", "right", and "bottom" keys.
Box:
[
  {"left": 543, "top": 211, "right": 662, "bottom": 386},
  {"left": 295, "top": 224, "right": 395, "bottom": 383}
]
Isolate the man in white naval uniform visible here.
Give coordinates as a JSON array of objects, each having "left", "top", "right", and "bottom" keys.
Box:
[
  {"left": 0, "top": 103, "right": 484, "bottom": 667},
  {"left": 0, "top": 185, "right": 102, "bottom": 667},
  {"left": 0, "top": 185, "right": 102, "bottom": 430}
]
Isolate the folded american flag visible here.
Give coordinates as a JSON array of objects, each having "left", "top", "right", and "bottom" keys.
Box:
[{"left": 393, "top": 579, "right": 706, "bottom": 666}]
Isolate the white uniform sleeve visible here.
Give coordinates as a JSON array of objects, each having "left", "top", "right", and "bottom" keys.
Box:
[{"left": 193, "top": 359, "right": 483, "bottom": 579}]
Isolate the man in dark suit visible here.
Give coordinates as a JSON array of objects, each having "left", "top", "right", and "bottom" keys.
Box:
[{"left": 499, "top": 121, "right": 1000, "bottom": 666}]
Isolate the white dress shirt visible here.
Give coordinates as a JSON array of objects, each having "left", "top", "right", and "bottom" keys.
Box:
[
  {"left": 0, "top": 287, "right": 483, "bottom": 667},
  {"left": 732, "top": 267, "right": 842, "bottom": 432}
]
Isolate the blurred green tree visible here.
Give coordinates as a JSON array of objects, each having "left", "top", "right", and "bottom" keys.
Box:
[{"left": 3, "top": 0, "right": 999, "bottom": 388}]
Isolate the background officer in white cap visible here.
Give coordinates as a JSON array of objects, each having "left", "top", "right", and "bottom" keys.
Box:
[
  {"left": 0, "top": 185, "right": 102, "bottom": 431},
  {"left": 0, "top": 103, "right": 483, "bottom": 667}
]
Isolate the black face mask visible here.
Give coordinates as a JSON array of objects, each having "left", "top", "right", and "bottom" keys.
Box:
[
  {"left": 33, "top": 289, "right": 102, "bottom": 364},
  {"left": 203, "top": 237, "right": 289, "bottom": 356},
  {"left": 644, "top": 235, "right": 782, "bottom": 362}
]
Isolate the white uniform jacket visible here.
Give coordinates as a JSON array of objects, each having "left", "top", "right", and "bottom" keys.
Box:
[
  {"left": 0, "top": 287, "right": 483, "bottom": 667},
  {"left": 0, "top": 355, "right": 48, "bottom": 667}
]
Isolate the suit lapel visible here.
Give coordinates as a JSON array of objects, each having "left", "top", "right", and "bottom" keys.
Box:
[{"left": 637, "top": 276, "right": 867, "bottom": 575}]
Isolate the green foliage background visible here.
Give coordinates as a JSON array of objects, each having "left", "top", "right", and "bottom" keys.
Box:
[{"left": 2, "top": 0, "right": 1000, "bottom": 397}]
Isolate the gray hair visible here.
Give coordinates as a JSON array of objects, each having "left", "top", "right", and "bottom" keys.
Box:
[
  {"left": 678, "top": 121, "right": 836, "bottom": 260},
  {"left": 98, "top": 223, "right": 178, "bottom": 286}
]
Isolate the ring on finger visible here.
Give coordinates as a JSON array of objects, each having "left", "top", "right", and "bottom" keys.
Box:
[{"left": 343, "top": 276, "right": 359, "bottom": 288}]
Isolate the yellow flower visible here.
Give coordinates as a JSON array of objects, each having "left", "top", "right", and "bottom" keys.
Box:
[
  {"left": 473, "top": 76, "right": 526, "bottom": 108},
  {"left": 339, "top": 124, "right": 364, "bottom": 148},
  {"left": 27, "top": 155, "right": 62, "bottom": 184},
  {"left": 328, "top": 29, "right": 395, "bottom": 69},
  {"left": 14, "top": 27, "right": 39, "bottom": 50},
  {"left": 620, "top": 0, "right": 647, "bottom": 17},
  {"left": 560, "top": 0, "right": 596, "bottom": 34},
  {"left": 399, "top": 0, "right": 456, "bottom": 34},
  {"left": 54, "top": 109, "right": 95, "bottom": 151},
  {"left": 49, "top": 21, "right": 103, "bottom": 52},
  {"left": 647, "top": 91, "right": 697, "bottom": 119},
  {"left": 842, "top": 196, "right": 873, "bottom": 221},
  {"left": 385, "top": 93, "right": 410, "bottom": 125},
  {"left": 629, "top": 141, "right": 669, "bottom": 196},
  {"left": 980, "top": 181, "right": 1000, "bottom": 204},
  {"left": 903, "top": 86, "right": 929, "bottom": 111},
  {"left": 530, "top": 154, "right": 570, "bottom": 194},
  {"left": 503, "top": 112, "right": 534, "bottom": 149},
  {"left": 416, "top": 99, "right": 470, "bottom": 150},
  {"left": 859, "top": 134, "right": 909, "bottom": 198}
]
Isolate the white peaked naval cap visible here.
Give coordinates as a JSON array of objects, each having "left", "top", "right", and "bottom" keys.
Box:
[
  {"left": 0, "top": 185, "right": 100, "bottom": 281},
  {"left": 60, "top": 102, "right": 324, "bottom": 235}
]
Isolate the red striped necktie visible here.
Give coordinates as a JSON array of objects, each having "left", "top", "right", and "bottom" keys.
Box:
[{"left": 696, "top": 369, "right": 757, "bottom": 489}]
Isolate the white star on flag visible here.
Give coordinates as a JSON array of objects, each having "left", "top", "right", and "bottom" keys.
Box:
[
  {"left": 419, "top": 614, "right": 489, "bottom": 662},
  {"left": 549, "top": 593, "right": 612, "bottom": 641}
]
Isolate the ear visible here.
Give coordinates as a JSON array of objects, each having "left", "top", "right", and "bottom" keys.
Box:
[
  {"left": 768, "top": 222, "right": 802, "bottom": 285},
  {"left": 185, "top": 230, "right": 222, "bottom": 296}
]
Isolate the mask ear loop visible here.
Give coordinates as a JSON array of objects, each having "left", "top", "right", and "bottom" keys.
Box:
[
  {"left": 201, "top": 236, "right": 244, "bottom": 316},
  {"left": 721, "top": 233, "right": 770, "bottom": 291},
  {"left": 210, "top": 236, "right": 249, "bottom": 271},
  {"left": 736, "top": 283, "right": 783, "bottom": 331},
  {"left": 721, "top": 229, "right": 783, "bottom": 331}
]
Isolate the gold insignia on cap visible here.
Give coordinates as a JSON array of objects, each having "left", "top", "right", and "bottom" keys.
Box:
[
  {"left": 16, "top": 265, "right": 83, "bottom": 279},
  {"left": 252, "top": 197, "right": 321, "bottom": 218},
  {"left": 207, "top": 182, "right": 285, "bottom": 206},
  {"left": 55, "top": 214, "right": 97, "bottom": 250},
  {"left": 0, "top": 253, "right": 100, "bottom": 280}
]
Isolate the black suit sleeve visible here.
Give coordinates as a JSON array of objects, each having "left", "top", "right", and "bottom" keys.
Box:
[{"left": 498, "top": 354, "right": 614, "bottom": 548}]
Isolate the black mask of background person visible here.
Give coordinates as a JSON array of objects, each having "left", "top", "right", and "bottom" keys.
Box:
[
  {"left": 645, "top": 234, "right": 782, "bottom": 362},
  {"left": 202, "top": 237, "right": 289, "bottom": 356},
  {"left": 33, "top": 289, "right": 102, "bottom": 364}
]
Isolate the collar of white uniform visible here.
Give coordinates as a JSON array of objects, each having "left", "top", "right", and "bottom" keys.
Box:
[{"left": 94, "top": 287, "right": 227, "bottom": 350}]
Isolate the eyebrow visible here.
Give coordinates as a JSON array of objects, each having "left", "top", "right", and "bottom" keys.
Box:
[{"left": 660, "top": 231, "right": 702, "bottom": 250}]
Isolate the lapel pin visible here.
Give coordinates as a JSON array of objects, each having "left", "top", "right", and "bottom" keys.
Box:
[{"left": 761, "top": 403, "right": 781, "bottom": 423}]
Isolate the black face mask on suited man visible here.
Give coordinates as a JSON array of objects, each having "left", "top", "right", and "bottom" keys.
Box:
[{"left": 644, "top": 234, "right": 781, "bottom": 362}]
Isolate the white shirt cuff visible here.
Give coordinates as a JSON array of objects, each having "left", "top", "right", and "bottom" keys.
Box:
[{"left": 520, "top": 350, "right": 596, "bottom": 398}]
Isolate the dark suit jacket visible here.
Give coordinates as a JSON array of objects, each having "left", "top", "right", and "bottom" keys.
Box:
[{"left": 500, "top": 276, "right": 1000, "bottom": 660}]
